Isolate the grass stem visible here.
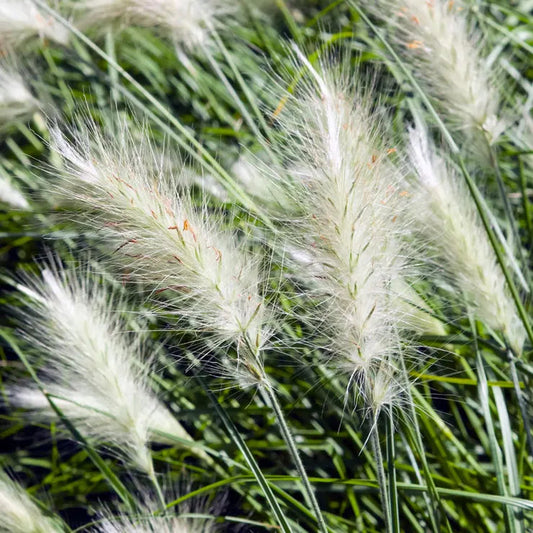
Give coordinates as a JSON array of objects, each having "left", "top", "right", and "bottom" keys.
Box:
[
  {"left": 261, "top": 383, "right": 328, "bottom": 533},
  {"left": 370, "top": 418, "right": 392, "bottom": 533}
]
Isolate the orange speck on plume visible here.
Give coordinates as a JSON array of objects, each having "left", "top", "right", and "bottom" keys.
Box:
[
  {"left": 406, "top": 40, "right": 423, "bottom": 50},
  {"left": 272, "top": 95, "right": 289, "bottom": 118},
  {"left": 183, "top": 219, "right": 197, "bottom": 241}
]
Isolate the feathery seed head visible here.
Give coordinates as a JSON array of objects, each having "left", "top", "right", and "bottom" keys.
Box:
[
  {"left": 94, "top": 501, "right": 218, "bottom": 533},
  {"left": 94, "top": 517, "right": 214, "bottom": 533},
  {"left": 0, "top": 64, "right": 38, "bottom": 129},
  {"left": 0, "top": 471, "right": 63, "bottom": 533},
  {"left": 12, "top": 261, "right": 193, "bottom": 471},
  {"left": 93, "top": 482, "right": 221, "bottom": 532},
  {"left": 0, "top": 170, "right": 29, "bottom": 209},
  {"left": 49, "top": 120, "right": 271, "bottom": 388},
  {"left": 74, "top": 0, "right": 234, "bottom": 48},
  {"left": 368, "top": 0, "right": 503, "bottom": 143},
  {"left": 408, "top": 126, "right": 525, "bottom": 353},
  {"left": 268, "top": 48, "right": 413, "bottom": 404},
  {"left": 0, "top": 1, "right": 69, "bottom": 51},
  {"left": 365, "top": 362, "right": 407, "bottom": 419}
]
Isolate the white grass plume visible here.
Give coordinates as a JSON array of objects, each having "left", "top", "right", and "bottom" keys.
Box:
[
  {"left": 0, "top": 171, "right": 29, "bottom": 209},
  {"left": 12, "top": 261, "right": 194, "bottom": 472},
  {"left": 0, "top": 1, "right": 69, "bottom": 51},
  {"left": 93, "top": 479, "right": 221, "bottom": 532},
  {"left": 73, "top": 0, "right": 234, "bottom": 48},
  {"left": 93, "top": 503, "right": 217, "bottom": 533},
  {"left": 49, "top": 121, "right": 271, "bottom": 389},
  {"left": 0, "top": 64, "right": 38, "bottom": 129},
  {"left": 267, "top": 48, "right": 413, "bottom": 413},
  {"left": 0, "top": 470, "right": 63, "bottom": 533},
  {"left": 367, "top": 0, "right": 503, "bottom": 144},
  {"left": 408, "top": 125, "right": 525, "bottom": 353},
  {"left": 93, "top": 516, "right": 215, "bottom": 533}
]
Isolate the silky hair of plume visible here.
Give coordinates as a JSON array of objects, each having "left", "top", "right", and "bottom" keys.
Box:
[
  {"left": 263, "top": 47, "right": 414, "bottom": 415},
  {"left": 48, "top": 119, "right": 272, "bottom": 390},
  {"left": 73, "top": 0, "right": 235, "bottom": 48},
  {"left": 0, "top": 0, "right": 69, "bottom": 51},
  {"left": 0, "top": 470, "right": 63, "bottom": 533},
  {"left": 11, "top": 259, "right": 195, "bottom": 472},
  {"left": 0, "top": 63, "right": 38, "bottom": 130},
  {"left": 365, "top": 0, "right": 504, "bottom": 145},
  {"left": 408, "top": 125, "right": 525, "bottom": 354}
]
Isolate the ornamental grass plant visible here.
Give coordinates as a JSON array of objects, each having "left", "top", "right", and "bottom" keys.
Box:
[{"left": 0, "top": 1, "right": 532, "bottom": 532}]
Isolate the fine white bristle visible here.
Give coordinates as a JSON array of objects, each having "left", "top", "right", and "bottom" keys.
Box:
[
  {"left": 0, "top": 0, "right": 69, "bottom": 51},
  {"left": 49, "top": 121, "right": 272, "bottom": 389},
  {"left": 0, "top": 471, "right": 63, "bottom": 533},
  {"left": 94, "top": 515, "right": 216, "bottom": 533},
  {"left": 408, "top": 125, "right": 525, "bottom": 353},
  {"left": 12, "top": 261, "right": 195, "bottom": 472}
]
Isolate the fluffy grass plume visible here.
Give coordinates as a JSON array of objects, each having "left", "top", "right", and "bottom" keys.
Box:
[
  {"left": 0, "top": 470, "right": 63, "bottom": 533},
  {"left": 93, "top": 516, "right": 215, "bottom": 533},
  {"left": 0, "top": 0, "right": 69, "bottom": 51},
  {"left": 73, "top": 0, "right": 234, "bottom": 48},
  {"left": 368, "top": 0, "right": 503, "bottom": 144},
  {"left": 266, "top": 48, "right": 412, "bottom": 413},
  {"left": 49, "top": 122, "right": 271, "bottom": 389},
  {"left": 408, "top": 125, "right": 525, "bottom": 353},
  {"left": 0, "top": 171, "right": 29, "bottom": 209},
  {"left": 12, "top": 260, "right": 194, "bottom": 472},
  {"left": 0, "top": 63, "right": 38, "bottom": 129}
]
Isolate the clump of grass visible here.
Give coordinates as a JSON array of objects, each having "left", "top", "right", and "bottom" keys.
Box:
[
  {"left": 49, "top": 118, "right": 328, "bottom": 531},
  {"left": 0, "top": 1, "right": 531, "bottom": 532}
]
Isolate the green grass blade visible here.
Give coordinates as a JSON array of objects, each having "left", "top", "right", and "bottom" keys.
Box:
[
  {"left": 471, "top": 316, "right": 516, "bottom": 533},
  {"left": 386, "top": 412, "right": 400, "bottom": 533},
  {"left": 493, "top": 384, "right": 525, "bottom": 532},
  {"left": 195, "top": 379, "right": 292, "bottom": 533},
  {"left": 261, "top": 384, "right": 328, "bottom": 533}
]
